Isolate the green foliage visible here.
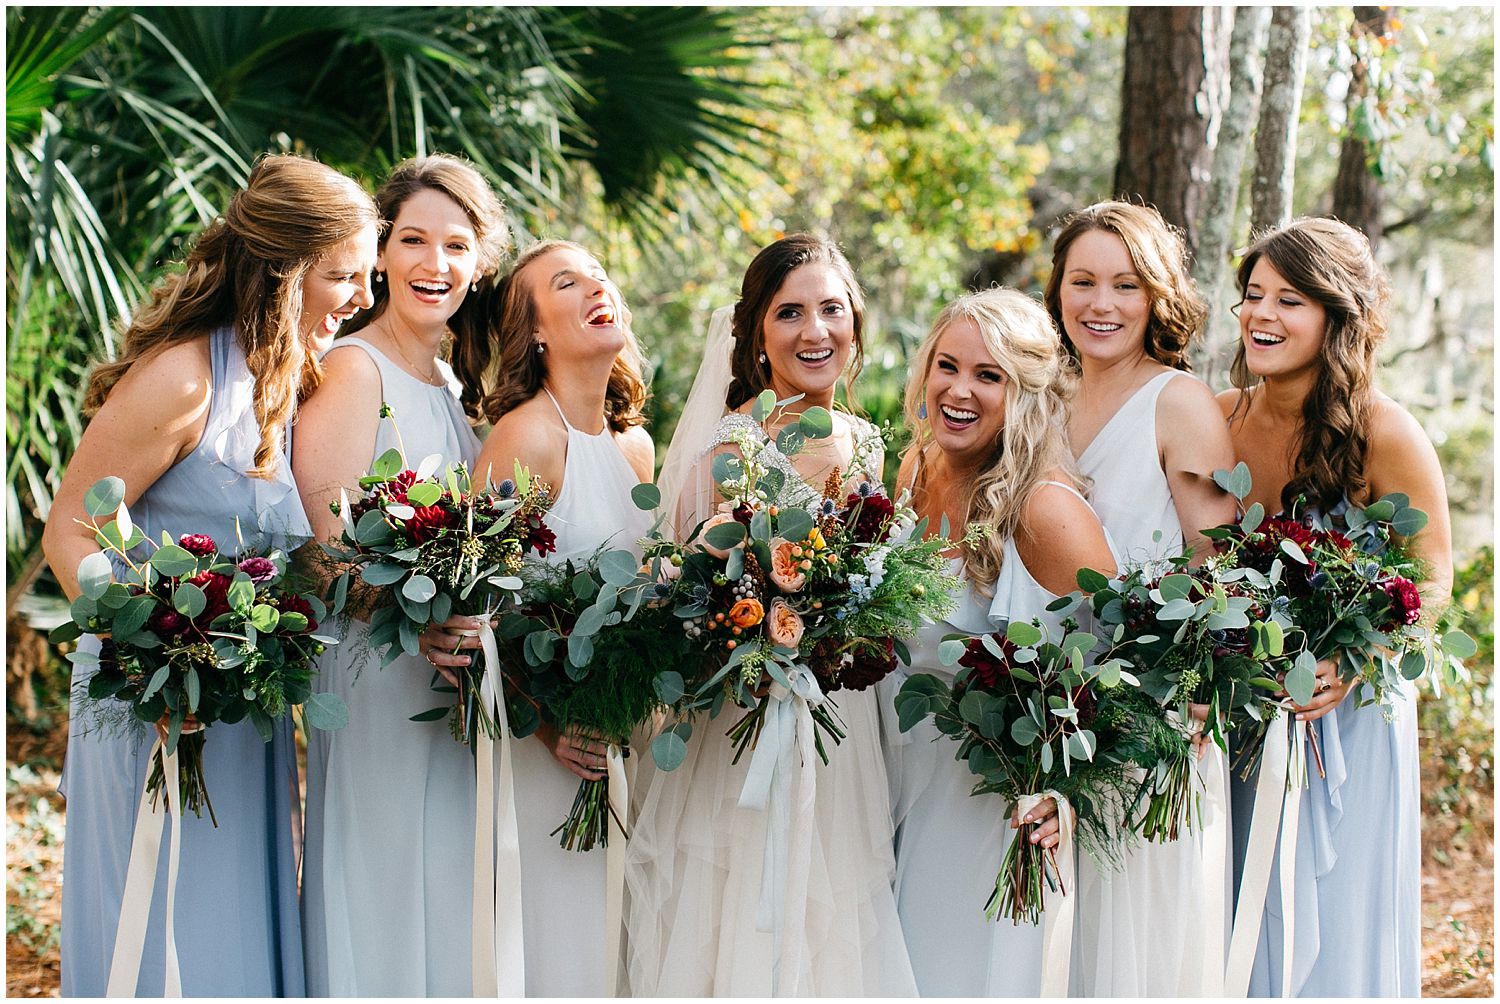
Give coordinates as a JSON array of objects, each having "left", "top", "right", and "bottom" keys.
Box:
[{"left": 1421, "top": 546, "right": 1494, "bottom": 818}]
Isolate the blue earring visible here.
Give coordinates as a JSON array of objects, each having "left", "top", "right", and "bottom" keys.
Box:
[{"left": 918, "top": 402, "right": 928, "bottom": 420}]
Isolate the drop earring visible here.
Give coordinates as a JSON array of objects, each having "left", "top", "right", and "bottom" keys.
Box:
[
  {"left": 470, "top": 280, "right": 478, "bottom": 293},
  {"left": 374, "top": 271, "right": 384, "bottom": 283},
  {"left": 536, "top": 342, "right": 546, "bottom": 354},
  {"left": 758, "top": 352, "right": 767, "bottom": 364},
  {"left": 918, "top": 401, "right": 928, "bottom": 420}
]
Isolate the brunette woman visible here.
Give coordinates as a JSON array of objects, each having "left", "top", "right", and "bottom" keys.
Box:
[
  {"left": 1219, "top": 218, "right": 1447, "bottom": 997},
  {"left": 294, "top": 153, "right": 508, "bottom": 996},
  {"left": 468, "top": 239, "right": 655, "bottom": 995},
  {"left": 42, "top": 154, "right": 379, "bottom": 996},
  {"left": 1044, "top": 201, "right": 1237, "bottom": 995}
]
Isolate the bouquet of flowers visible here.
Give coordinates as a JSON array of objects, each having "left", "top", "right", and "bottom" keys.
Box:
[
  {"left": 895, "top": 611, "right": 1190, "bottom": 924},
  {"left": 493, "top": 545, "right": 691, "bottom": 850},
  {"left": 644, "top": 390, "right": 959, "bottom": 763},
  {"left": 52, "top": 476, "right": 346, "bottom": 822},
  {"left": 323, "top": 444, "right": 555, "bottom": 745}
]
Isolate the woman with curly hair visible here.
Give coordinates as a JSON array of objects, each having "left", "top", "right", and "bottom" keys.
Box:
[
  {"left": 1043, "top": 200, "right": 1238, "bottom": 994},
  {"left": 294, "top": 153, "right": 509, "bottom": 996},
  {"left": 888, "top": 287, "right": 1116, "bottom": 995},
  {"left": 1218, "top": 217, "right": 1448, "bottom": 997},
  {"left": 469, "top": 239, "right": 655, "bottom": 995},
  {"left": 42, "top": 154, "right": 379, "bottom": 996}
]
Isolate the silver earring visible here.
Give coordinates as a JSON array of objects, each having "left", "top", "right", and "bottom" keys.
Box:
[
  {"left": 470, "top": 280, "right": 478, "bottom": 293},
  {"left": 374, "top": 271, "right": 384, "bottom": 283},
  {"left": 758, "top": 352, "right": 767, "bottom": 364},
  {"left": 918, "top": 402, "right": 927, "bottom": 420},
  {"left": 536, "top": 342, "right": 546, "bottom": 354}
]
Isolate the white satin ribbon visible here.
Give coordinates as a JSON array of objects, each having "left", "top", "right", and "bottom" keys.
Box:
[
  {"left": 735, "top": 665, "right": 824, "bottom": 997},
  {"left": 1197, "top": 742, "right": 1231, "bottom": 996},
  {"left": 469, "top": 620, "right": 525, "bottom": 997},
  {"left": 603, "top": 745, "right": 629, "bottom": 997},
  {"left": 106, "top": 736, "right": 185, "bottom": 997},
  {"left": 1013, "top": 791, "right": 1076, "bottom": 998},
  {"left": 1224, "top": 716, "right": 1307, "bottom": 997}
]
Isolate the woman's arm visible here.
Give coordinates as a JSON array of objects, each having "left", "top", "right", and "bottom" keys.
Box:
[
  {"left": 1366, "top": 397, "right": 1454, "bottom": 607},
  {"left": 1015, "top": 481, "right": 1118, "bottom": 595},
  {"left": 473, "top": 399, "right": 566, "bottom": 499},
  {"left": 42, "top": 339, "right": 213, "bottom": 599},
  {"left": 1157, "top": 375, "right": 1238, "bottom": 561},
  {"left": 291, "top": 345, "right": 384, "bottom": 548}
]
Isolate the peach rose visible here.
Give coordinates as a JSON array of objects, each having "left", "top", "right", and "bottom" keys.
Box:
[
  {"left": 701, "top": 513, "right": 741, "bottom": 559},
  {"left": 728, "top": 597, "right": 764, "bottom": 629},
  {"left": 769, "top": 538, "right": 807, "bottom": 593},
  {"left": 766, "top": 598, "right": 805, "bottom": 650}
]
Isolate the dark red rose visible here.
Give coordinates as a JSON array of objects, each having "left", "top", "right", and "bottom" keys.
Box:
[
  {"left": 842, "top": 490, "right": 896, "bottom": 544},
  {"left": 178, "top": 533, "right": 217, "bottom": 557},
  {"left": 277, "top": 594, "right": 319, "bottom": 633},
  {"left": 237, "top": 556, "right": 278, "bottom": 583},
  {"left": 148, "top": 606, "right": 189, "bottom": 639},
  {"left": 958, "top": 633, "right": 1018, "bottom": 691},
  {"left": 405, "top": 503, "right": 458, "bottom": 544},
  {"left": 1380, "top": 576, "right": 1422, "bottom": 629},
  {"left": 187, "top": 570, "right": 232, "bottom": 624},
  {"left": 524, "top": 516, "right": 557, "bottom": 557}
]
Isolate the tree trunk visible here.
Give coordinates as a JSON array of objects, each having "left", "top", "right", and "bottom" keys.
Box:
[
  {"left": 1331, "top": 7, "right": 1395, "bottom": 249},
  {"left": 1114, "top": 6, "right": 1232, "bottom": 257},
  {"left": 1192, "top": 6, "right": 1272, "bottom": 377},
  {"left": 1250, "top": 6, "right": 1312, "bottom": 233}
]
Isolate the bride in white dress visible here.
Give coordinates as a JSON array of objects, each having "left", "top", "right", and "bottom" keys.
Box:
[
  {"left": 625, "top": 235, "right": 916, "bottom": 997},
  {"left": 1043, "top": 202, "right": 1238, "bottom": 994},
  {"left": 884, "top": 288, "right": 1117, "bottom": 995},
  {"left": 472, "top": 240, "right": 656, "bottom": 996}
]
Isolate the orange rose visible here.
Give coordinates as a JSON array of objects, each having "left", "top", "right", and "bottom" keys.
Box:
[
  {"left": 769, "top": 537, "right": 807, "bottom": 593},
  {"left": 728, "top": 597, "right": 764, "bottom": 629},
  {"left": 766, "top": 598, "right": 805, "bottom": 649}
]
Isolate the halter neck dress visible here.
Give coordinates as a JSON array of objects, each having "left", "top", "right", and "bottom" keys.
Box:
[
  {"left": 59, "top": 325, "right": 310, "bottom": 996},
  {"left": 300, "top": 336, "right": 482, "bottom": 996},
  {"left": 511, "top": 388, "right": 653, "bottom": 995},
  {"left": 1070, "top": 368, "right": 1233, "bottom": 995}
]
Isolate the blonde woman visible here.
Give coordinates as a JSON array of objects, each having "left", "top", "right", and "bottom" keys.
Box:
[{"left": 887, "top": 288, "right": 1116, "bottom": 995}]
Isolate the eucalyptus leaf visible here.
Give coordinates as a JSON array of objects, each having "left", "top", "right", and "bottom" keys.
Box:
[
  {"left": 631, "top": 483, "right": 662, "bottom": 511},
  {"left": 798, "top": 406, "right": 833, "bottom": 439},
  {"left": 173, "top": 581, "right": 206, "bottom": 618},
  {"left": 1443, "top": 630, "right": 1478, "bottom": 660},
  {"left": 1240, "top": 502, "right": 1266, "bottom": 534},
  {"left": 77, "top": 552, "right": 113, "bottom": 600},
  {"left": 402, "top": 574, "right": 437, "bottom": 603},
  {"left": 1005, "top": 621, "right": 1042, "bottom": 647},
  {"left": 1075, "top": 567, "right": 1109, "bottom": 593},
  {"left": 937, "top": 639, "right": 966, "bottom": 666},
  {"left": 1212, "top": 462, "right": 1253, "bottom": 501},
  {"left": 149, "top": 544, "right": 197, "bottom": 578},
  {"left": 83, "top": 476, "right": 126, "bottom": 518},
  {"left": 1390, "top": 507, "right": 1428, "bottom": 537},
  {"left": 775, "top": 507, "right": 813, "bottom": 543},
  {"left": 704, "top": 520, "right": 747, "bottom": 550},
  {"left": 652, "top": 730, "right": 688, "bottom": 771},
  {"left": 406, "top": 482, "right": 442, "bottom": 507},
  {"left": 304, "top": 692, "right": 350, "bottom": 731},
  {"left": 597, "top": 550, "right": 640, "bottom": 587},
  {"left": 371, "top": 447, "right": 403, "bottom": 478},
  {"left": 361, "top": 563, "right": 407, "bottom": 587}
]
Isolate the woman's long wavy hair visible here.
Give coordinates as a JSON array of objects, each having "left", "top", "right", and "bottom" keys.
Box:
[
  {"left": 1043, "top": 200, "right": 1207, "bottom": 371},
  {"left": 1228, "top": 217, "right": 1390, "bottom": 513},
  {"left": 344, "top": 154, "right": 510, "bottom": 422},
  {"left": 901, "top": 288, "right": 1084, "bottom": 594},
  {"left": 83, "top": 154, "right": 379, "bottom": 478},
  {"left": 726, "top": 234, "right": 866, "bottom": 411},
  {"left": 476, "top": 240, "right": 647, "bottom": 431}
]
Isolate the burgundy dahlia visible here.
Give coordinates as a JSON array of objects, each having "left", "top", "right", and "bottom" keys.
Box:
[
  {"left": 524, "top": 516, "right": 557, "bottom": 558},
  {"left": 842, "top": 490, "right": 896, "bottom": 544},
  {"left": 839, "top": 636, "right": 898, "bottom": 691},
  {"left": 148, "top": 607, "right": 189, "bottom": 639},
  {"left": 405, "top": 503, "right": 458, "bottom": 544},
  {"left": 958, "top": 634, "right": 1018, "bottom": 691},
  {"left": 178, "top": 533, "right": 217, "bottom": 557},
  {"left": 186, "top": 570, "right": 232, "bottom": 623},
  {"left": 1380, "top": 576, "right": 1422, "bottom": 629}
]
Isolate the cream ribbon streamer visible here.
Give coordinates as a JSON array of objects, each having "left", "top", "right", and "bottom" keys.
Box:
[
  {"left": 736, "top": 665, "right": 824, "bottom": 997},
  {"left": 604, "top": 744, "right": 628, "bottom": 998},
  {"left": 1224, "top": 716, "right": 1307, "bottom": 997},
  {"left": 1197, "top": 742, "right": 1231, "bottom": 997},
  {"left": 469, "top": 620, "right": 525, "bottom": 997},
  {"left": 106, "top": 736, "right": 186, "bottom": 997},
  {"left": 1012, "top": 791, "right": 1076, "bottom": 998}
]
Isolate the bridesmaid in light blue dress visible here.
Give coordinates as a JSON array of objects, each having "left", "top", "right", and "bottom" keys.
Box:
[
  {"left": 1217, "top": 218, "right": 1451, "bottom": 996},
  {"left": 472, "top": 240, "right": 656, "bottom": 995},
  {"left": 883, "top": 288, "right": 1117, "bottom": 995},
  {"left": 294, "top": 155, "right": 508, "bottom": 996},
  {"left": 41, "top": 156, "right": 379, "bottom": 996}
]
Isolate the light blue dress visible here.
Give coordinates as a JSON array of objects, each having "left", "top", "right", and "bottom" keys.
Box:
[
  {"left": 59, "top": 325, "right": 310, "bottom": 997},
  {"left": 300, "top": 338, "right": 482, "bottom": 996},
  {"left": 1230, "top": 680, "right": 1422, "bottom": 996}
]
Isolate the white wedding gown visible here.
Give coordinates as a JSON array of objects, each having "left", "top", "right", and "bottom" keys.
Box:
[{"left": 623, "top": 412, "right": 917, "bottom": 997}]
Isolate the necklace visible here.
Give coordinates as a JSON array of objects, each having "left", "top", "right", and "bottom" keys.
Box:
[{"left": 383, "top": 330, "right": 444, "bottom": 386}]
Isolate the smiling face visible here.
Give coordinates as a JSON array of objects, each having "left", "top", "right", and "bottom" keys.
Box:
[
  {"left": 1056, "top": 228, "right": 1151, "bottom": 368},
  {"left": 760, "top": 262, "right": 855, "bottom": 406},
  {"left": 1238, "top": 257, "right": 1328, "bottom": 381},
  {"left": 526, "top": 245, "right": 627, "bottom": 362},
  {"left": 924, "top": 317, "right": 1008, "bottom": 468},
  {"left": 377, "top": 187, "right": 483, "bottom": 333},
  {"left": 297, "top": 222, "right": 378, "bottom": 355}
]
